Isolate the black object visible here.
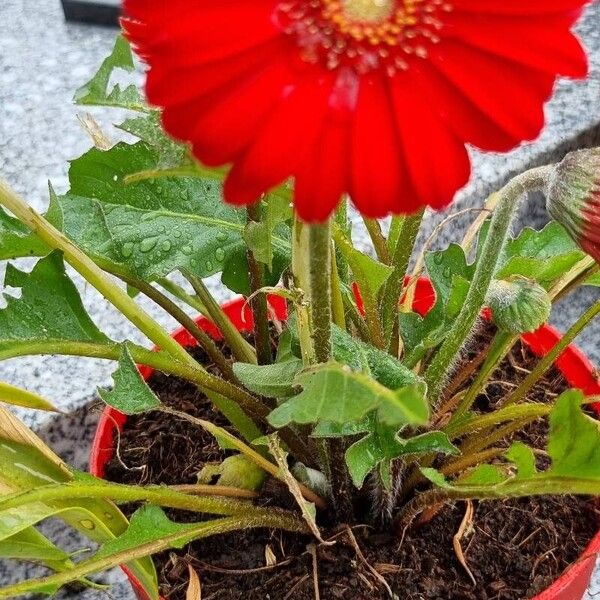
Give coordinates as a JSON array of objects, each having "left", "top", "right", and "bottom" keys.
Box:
[{"left": 61, "top": 0, "right": 120, "bottom": 26}]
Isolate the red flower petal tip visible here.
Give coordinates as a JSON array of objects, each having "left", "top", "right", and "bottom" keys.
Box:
[{"left": 123, "top": 0, "right": 591, "bottom": 222}]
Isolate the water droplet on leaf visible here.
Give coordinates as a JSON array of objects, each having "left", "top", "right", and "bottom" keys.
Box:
[
  {"left": 140, "top": 237, "right": 158, "bottom": 253},
  {"left": 161, "top": 240, "right": 172, "bottom": 252},
  {"left": 215, "top": 248, "right": 225, "bottom": 261},
  {"left": 122, "top": 242, "right": 134, "bottom": 258}
]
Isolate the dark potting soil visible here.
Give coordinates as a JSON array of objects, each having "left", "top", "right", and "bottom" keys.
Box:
[{"left": 103, "top": 328, "right": 599, "bottom": 600}]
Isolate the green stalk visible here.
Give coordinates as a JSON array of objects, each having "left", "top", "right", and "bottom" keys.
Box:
[
  {"left": 185, "top": 272, "right": 257, "bottom": 364},
  {"left": 445, "top": 403, "right": 551, "bottom": 439},
  {"left": 334, "top": 199, "right": 350, "bottom": 285},
  {"left": 118, "top": 273, "right": 236, "bottom": 381},
  {"left": 0, "top": 482, "right": 264, "bottom": 517},
  {"left": 0, "top": 513, "right": 307, "bottom": 598},
  {"left": 451, "top": 331, "right": 517, "bottom": 420},
  {"left": 387, "top": 215, "right": 404, "bottom": 255},
  {"left": 424, "top": 167, "right": 552, "bottom": 405},
  {"left": 380, "top": 210, "right": 424, "bottom": 348},
  {"left": 292, "top": 217, "right": 354, "bottom": 521},
  {"left": 396, "top": 476, "right": 600, "bottom": 530},
  {"left": 246, "top": 203, "right": 273, "bottom": 365},
  {"left": 330, "top": 245, "right": 347, "bottom": 330},
  {"left": 363, "top": 217, "right": 391, "bottom": 264},
  {"left": 502, "top": 298, "right": 600, "bottom": 407},
  {"left": 156, "top": 277, "right": 209, "bottom": 316}
]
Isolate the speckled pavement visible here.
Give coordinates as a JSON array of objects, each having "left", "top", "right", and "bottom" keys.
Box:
[{"left": 0, "top": 0, "right": 599, "bottom": 598}]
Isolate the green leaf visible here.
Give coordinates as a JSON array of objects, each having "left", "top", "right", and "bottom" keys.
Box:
[
  {"left": 50, "top": 142, "right": 290, "bottom": 285},
  {"left": 459, "top": 464, "right": 507, "bottom": 486},
  {"left": 0, "top": 529, "right": 70, "bottom": 564},
  {"left": 0, "top": 382, "right": 60, "bottom": 412},
  {"left": 94, "top": 505, "right": 198, "bottom": 561},
  {"left": 0, "top": 206, "right": 48, "bottom": 260},
  {"left": 287, "top": 318, "right": 420, "bottom": 390},
  {"left": 505, "top": 442, "right": 536, "bottom": 479},
  {"left": 73, "top": 35, "right": 146, "bottom": 112},
  {"left": 334, "top": 233, "right": 394, "bottom": 299},
  {"left": 480, "top": 222, "right": 585, "bottom": 288},
  {"left": 0, "top": 410, "right": 157, "bottom": 598},
  {"left": 0, "top": 252, "right": 110, "bottom": 354},
  {"left": 117, "top": 112, "right": 189, "bottom": 170},
  {"left": 268, "top": 362, "right": 428, "bottom": 429},
  {"left": 98, "top": 346, "right": 161, "bottom": 415},
  {"left": 345, "top": 426, "right": 458, "bottom": 488},
  {"left": 546, "top": 389, "right": 600, "bottom": 479},
  {"left": 400, "top": 245, "right": 473, "bottom": 365},
  {"left": 233, "top": 359, "right": 303, "bottom": 399}
]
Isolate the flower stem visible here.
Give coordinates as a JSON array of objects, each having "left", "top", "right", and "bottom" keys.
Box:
[
  {"left": 247, "top": 203, "right": 273, "bottom": 365},
  {"left": 423, "top": 167, "right": 552, "bottom": 405},
  {"left": 185, "top": 272, "right": 257, "bottom": 364},
  {"left": 363, "top": 217, "right": 391, "bottom": 264},
  {"left": 380, "top": 210, "right": 424, "bottom": 349},
  {"left": 501, "top": 298, "right": 600, "bottom": 408}
]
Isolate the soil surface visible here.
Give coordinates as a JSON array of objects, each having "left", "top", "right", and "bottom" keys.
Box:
[{"left": 104, "top": 327, "right": 599, "bottom": 600}]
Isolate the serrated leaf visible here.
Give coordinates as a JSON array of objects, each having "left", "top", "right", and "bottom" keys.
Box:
[
  {"left": 505, "top": 442, "right": 536, "bottom": 479},
  {"left": 49, "top": 142, "right": 290, "bottom": 285},
  {"left": 117, "top": 111, "right": 189, "bottom": 169},
  {"left": 268, "top": 362, "right": 428, "bottom": 429},
  {"left": 400, "top": 245, "right": 474, "bottom": 365},
  {"left": 98, "top": 346, "right": 161, "bottom": 415},
  {"left": 287, "top": 318, "right": 419, "bottom": 390},
  {"left": 73, "top": 35, "right": 146, "bottom": 111},
  {"left": 233, "top": 359, "right": 303, "bottom": 399},
  {"left": 346, "top": 427, "right": 458, "bottom": 488},
  {"left": 0, "top": 206, "right": 48, "bottom": 260},
  {"left": 480, "top": 221, "right": 584, "bottom": 288},
  {"left": 0, "top": 252, "right": 110, "bottom": 354},
  {"left": 459, "top": 464, "right": 507, "bottom": 486},
  {"left": 546, "top": 389, "right": 600, "bottom": 479}
]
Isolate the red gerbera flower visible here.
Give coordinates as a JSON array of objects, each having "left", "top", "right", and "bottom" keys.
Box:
[{"left": 123, "top": 0, "right": 590, "bottom": 222}]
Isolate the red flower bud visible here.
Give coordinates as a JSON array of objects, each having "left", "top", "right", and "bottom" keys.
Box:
[{"left": 546, "top": 148, "right": 600, "bottom": 263}]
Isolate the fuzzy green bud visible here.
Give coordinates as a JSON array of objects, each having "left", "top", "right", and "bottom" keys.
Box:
[{"left": 487, "top": 277, "right": 551, "bottom": 334}]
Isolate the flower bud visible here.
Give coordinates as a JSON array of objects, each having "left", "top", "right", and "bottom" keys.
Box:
[
  {"left": 487, "top": 277, "right": 551, "bottom": 334},
  {"left": 546, "top": 148, "right": 600, "bottom": 262}
]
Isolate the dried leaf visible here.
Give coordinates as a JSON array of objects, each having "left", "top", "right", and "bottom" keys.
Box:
[{"left": 186, "top": 564, "right": 201, "bottom": 600}]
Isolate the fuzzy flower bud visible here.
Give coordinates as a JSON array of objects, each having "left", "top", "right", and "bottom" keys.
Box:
[
  {"left": 546, "top": 148, "right": 600, "bottom": 262},
  {"left": 487, "top": 277, "right": 552, "bottom": 334}
]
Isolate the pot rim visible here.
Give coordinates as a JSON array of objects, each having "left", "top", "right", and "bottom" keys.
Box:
[{"left": 90, "top": 281, "right": 600, "bottom": 600}]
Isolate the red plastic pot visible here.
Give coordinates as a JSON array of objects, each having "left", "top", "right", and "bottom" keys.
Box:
[{"left": 90, "top": 281, "right": 600, "bottom": 600}]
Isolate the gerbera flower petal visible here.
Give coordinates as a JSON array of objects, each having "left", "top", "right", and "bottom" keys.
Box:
[
  {"left": 125, "top": 0, "right": 591, "bottom": 222},
  {"left": 224, "top": 73, "right": 332, "bottom": 207},
  {"left": 350, "top": 75, "right": 408, "bottom": 218},
  {"left": 391, "top": 77, "right": 471, "bottom": 211}
]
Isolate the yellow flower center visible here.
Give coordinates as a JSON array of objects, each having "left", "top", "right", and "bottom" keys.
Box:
[
  {"left": 275, "top": 0, "right": 452, "bottom": 75},
  {"left": 341, "top": 0, "right": 395, "bottom": 24}
]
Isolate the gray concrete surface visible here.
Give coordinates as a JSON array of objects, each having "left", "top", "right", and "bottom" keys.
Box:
[{"left": 0, "top": 0, "right": 599, "bottom": 597}]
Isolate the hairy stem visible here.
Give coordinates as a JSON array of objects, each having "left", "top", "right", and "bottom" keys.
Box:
[
  {"left": 424, "top": 167, "right": 552, "bottom": 405},
  {"left": 247, "top": 202, "right": 273, "bottom": 365},
  {"left": 380, "top": 210, "right": 424, "bottom": 350},
  {"left": 185, "top": 272, "right": 257, "bottom": 364},
  {"left": 363, "top": 217, "right": 391, "bottom": 264}
]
